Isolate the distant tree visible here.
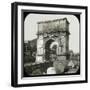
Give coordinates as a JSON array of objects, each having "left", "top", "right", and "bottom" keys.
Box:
[{"left": 24, "top": 39, "right": 37, "bottom": 63}]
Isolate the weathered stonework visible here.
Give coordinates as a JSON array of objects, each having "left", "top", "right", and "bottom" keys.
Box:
[{"left": 36, "top": 18, "right": 70, "bottom": 63}]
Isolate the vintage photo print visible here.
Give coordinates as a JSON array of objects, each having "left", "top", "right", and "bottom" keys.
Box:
[
  {"left": 23, "top": 11, "right": 80, "bottom": 77},
  {"left": 11, "top": 2, "right": 87, "bottom": 87}
]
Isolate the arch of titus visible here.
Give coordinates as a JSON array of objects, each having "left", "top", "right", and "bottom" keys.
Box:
[{"left": 36, "top": 18, "right": 70, "bottom": 63}]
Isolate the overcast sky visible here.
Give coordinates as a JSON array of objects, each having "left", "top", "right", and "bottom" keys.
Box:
[{"left": 24, "top": 14, "right": 79, "bottom": 53}]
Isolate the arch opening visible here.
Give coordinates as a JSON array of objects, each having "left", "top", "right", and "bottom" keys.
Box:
[{"left": 45, "top": 39, "right": 58, "bottom": 61}]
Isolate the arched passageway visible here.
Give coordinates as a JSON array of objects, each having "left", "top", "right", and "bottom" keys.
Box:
[
  {"left": 45, "top": 39, "right": 54, "bottom": 61},
  {"left": 45, "top": 39, "right": 58, "bottom": 61}
]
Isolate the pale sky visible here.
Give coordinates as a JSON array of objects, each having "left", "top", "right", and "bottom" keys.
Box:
[{"left": 24, "top": 14, "right": 80, "bottom": 53}]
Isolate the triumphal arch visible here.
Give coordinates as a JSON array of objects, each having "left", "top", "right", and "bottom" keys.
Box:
[{"left": 36, "top": 18, "right": 70, "bottom": 63}]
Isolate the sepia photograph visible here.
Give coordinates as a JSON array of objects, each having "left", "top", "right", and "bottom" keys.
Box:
[
  {"left": 11, "top": 2, "right": 87, "bottom": 87},
  {"left": 23, "top": 13, "right": 80, "bottom": 77}
]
